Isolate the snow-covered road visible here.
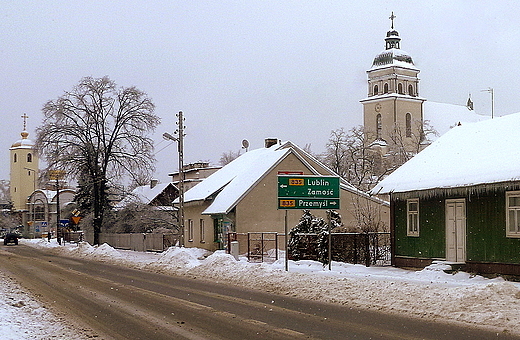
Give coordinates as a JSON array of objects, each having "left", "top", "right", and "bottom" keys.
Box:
[{"left": 2, "top": 239, "right": 520, "bottom": 339}]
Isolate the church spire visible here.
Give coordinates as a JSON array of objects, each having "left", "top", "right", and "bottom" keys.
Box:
[
  {"left": 20, "top": 113, "right": 29, "bottom": 139},
  {"left": 385, "top": 12, "right": 401, "bottom": 50}
]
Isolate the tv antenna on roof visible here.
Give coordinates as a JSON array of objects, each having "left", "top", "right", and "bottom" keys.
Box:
[{"left": 242, "top": 139, "right": 249, "bottom": 152}]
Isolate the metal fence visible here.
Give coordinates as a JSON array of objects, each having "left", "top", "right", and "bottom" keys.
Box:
[
  {"left": 99, "top": 233, "right": 179, "bottom": 252},
  {"left": 228, "top": 232, "right": 390, "bottom": 266}
]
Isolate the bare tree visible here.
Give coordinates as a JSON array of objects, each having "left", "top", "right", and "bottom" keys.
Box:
[
  {"left": 322, "top": 126, "right": 383, "bottom": 191},
  {"left": 0, "top": 180, "right": 11, "bottom": 205},
  {"left": 111, "top": 203, "right": 177, "bottom": 233},
  {"left": 219, "top": 150, "right": 241, "bottom": 166},
  {"left": 36, "top": 76, "right": 160, "bottom": 245},
  {"left": 322, "top": 122, "right": 438, "bottom": 192}
]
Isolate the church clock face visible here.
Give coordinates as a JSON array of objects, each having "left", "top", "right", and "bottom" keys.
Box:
[{"left": 375, "top": 103, "right": 382, "bottom": 112}]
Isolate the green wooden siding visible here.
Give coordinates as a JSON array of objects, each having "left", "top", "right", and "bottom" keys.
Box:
[
  {"left": 394, "top": 189, "right": 520, "bottom": 264},
  {"left": 394, "top": 197, "right": 445, "bottom": 258},
  {"left": 466, "top": 191, "right": 520, "bottom": 264}
]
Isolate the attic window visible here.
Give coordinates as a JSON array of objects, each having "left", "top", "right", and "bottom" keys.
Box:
[
  {"left": 506, "top": 191, "right": 520, "bottom": 238},
  {"left": 407, "top": 199, "right": 419, "bottom": 237}
]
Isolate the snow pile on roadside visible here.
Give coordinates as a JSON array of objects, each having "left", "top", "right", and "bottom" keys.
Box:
[
  {"left": 0, "top": 274, "right": 91, "bottom": 340},
  {"left": 20, "top": 239, "right": 520, "bottom": 335}
]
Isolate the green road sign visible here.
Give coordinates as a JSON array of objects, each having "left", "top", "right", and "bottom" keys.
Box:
[
  {"left": 278, "top": 198, "right": 340, "bottom": 209},
  {"left": 278, "top": 175, "right": 340, "bottom": 198},
  {"left": 277, "top": 175, "right": 340, "bottom": 209}
]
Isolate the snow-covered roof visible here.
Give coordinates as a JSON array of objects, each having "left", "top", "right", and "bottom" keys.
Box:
[
  {"left": 372, "top": 112, "right": 520, "bottom": 194},
  {"left": 370, "top": 48, "right": 418, "bottom": 71},
  {"left": 424, "top": 101, "right": 489, "bottom": 138},
  {"left": 183, "top": 145, "right": 291, "bottom": 215},
  {"left": 116, "top": 182, "right": 175, "bottom": 208},
  {"left": 183, "top": 141, "right": 387, "bottom": 214}
]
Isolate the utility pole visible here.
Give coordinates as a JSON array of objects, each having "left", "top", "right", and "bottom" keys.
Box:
[
  {"left": 163, "top": 111, "right": 185, "bottom": 246},
  {"left": 177, "top": 111, "right": 185, "bottom": 247}
]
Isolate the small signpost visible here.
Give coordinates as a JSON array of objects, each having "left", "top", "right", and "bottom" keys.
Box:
[{"left": 277, "top": 175, "right": 340, "bottom": 271}]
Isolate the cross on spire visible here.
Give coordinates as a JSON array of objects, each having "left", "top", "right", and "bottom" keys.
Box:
[
  {"left": 389, "top": 11, "right": 396, "bottom": 29},
  {"left": 21, "top": 113, "right": 28, "bottom": 130}
]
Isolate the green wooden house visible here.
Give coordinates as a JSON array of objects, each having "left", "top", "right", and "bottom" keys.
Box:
[{"left": 372, "top": 112, "right": 520, "bottom": 276}]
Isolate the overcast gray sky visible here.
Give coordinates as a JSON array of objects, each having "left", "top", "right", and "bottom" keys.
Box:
[{"left": 1, "top": 1, "right": 518, "bottom": 183}]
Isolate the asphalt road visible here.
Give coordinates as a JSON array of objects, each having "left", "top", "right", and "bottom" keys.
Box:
[{"left": 0, "top": 244, "right": 517, "bottom": 340}]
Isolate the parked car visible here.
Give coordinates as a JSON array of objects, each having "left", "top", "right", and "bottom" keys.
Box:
[{"left": 3, "top": 233, "right": 19, "bottom": 245}]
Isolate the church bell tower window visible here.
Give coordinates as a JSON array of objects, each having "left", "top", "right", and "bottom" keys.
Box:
[
  {"left": 384, "top": 83, "right": 389, "bottom": 94},
  {"left": 406, "top": 113, "right": 412, "bottom": 137},
  {"left": 374, "top": 85, "right": 379, "bottom": 95},
  {"left": 376, "top": 114, "right": 382, "bottom": 139}
]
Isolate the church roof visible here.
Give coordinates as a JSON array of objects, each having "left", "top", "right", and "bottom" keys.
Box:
[
  {"left": 424, "top": 101, "right": 489, "bottom": 138},
  {"left": 370, "top": 18, "right": 417, "bottom": 71},
  {"left": 10, "top": 131, "right": 35, "bottom": 149},
  {"left": 371, "top": 48, "right": 416, "bottom": 71}
]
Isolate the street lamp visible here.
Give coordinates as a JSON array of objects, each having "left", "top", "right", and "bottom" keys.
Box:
[
  {"left": 482, "top": 87, "right": 494, "bottom": 119},
  {"left": 163, "top": 111, "right": 185, "bottom": 247}
]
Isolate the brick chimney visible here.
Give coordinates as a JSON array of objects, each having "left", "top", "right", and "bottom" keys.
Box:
[{"left": 265, "top": 138, "right": 278, "bottom": 148}]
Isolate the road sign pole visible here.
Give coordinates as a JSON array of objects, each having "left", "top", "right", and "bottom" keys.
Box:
[
  {"left": 328, "top": 212, "right": 332, "bottom": 271},
  {"left": 284, "top": 210, "right": 288, "bottom": 272}
]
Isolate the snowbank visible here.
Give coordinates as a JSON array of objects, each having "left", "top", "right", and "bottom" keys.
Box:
[{"left": 14, "top": 239, "right": 520, "bottom": 336}]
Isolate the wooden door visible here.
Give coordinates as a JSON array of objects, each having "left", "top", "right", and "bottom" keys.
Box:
[{"left": 446, "top": 199, "right": 466, "bottom": 262}]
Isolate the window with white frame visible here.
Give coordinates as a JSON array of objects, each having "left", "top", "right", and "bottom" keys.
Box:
[
  {"left": 188, "top": 219, "right": 194, "bottom": 242},
  {"left": 506, "top": 191, "right": 520, "bottom": 237},
  {"left": 407, "top": 199, "right": 419, "bottom": 236},
  {"left": 199, "top": 219, "right": 205, "bottom": 243}
]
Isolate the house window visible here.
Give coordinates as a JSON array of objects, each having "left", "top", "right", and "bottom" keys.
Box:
[
  {"left": 506, "top": 191, "right": 520, "bottom": 237},
  {"left": 199, "top": 219, "right": 205, "bottom": 243},
  {"left": 407, "top": 199, "right": 419, "bottom": 236},
  {"left": 376, "top": 114, "right": 382, "bottom": 139},
  {"left": 188, "top": 219, "right": 194, "bottom": 241},
  {"left": 405, "top": 113, "right": 412, "bottom": 138}
]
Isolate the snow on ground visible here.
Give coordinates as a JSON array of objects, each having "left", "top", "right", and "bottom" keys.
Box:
[
  {"left": 4, "top": 239, "right": 520, "bottom": 338},
  {"left": 0, "top": 270, "right": 93, "bottom": 339}
]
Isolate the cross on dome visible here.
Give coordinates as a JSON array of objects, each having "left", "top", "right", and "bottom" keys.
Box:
[
  {"left": 21, "top": 113, "right": 28, "bottom": 130},
  {"left": 389, "top": 12, "right": 396, "bottom": 29}
]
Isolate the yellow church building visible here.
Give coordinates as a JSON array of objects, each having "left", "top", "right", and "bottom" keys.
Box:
[{"left": 9, "top": 115, "right": 39, "bottom": 213}]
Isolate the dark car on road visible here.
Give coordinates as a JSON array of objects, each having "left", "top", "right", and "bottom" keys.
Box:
[{"left": 3, "top": 233, "right": 19, "bottom": 245}]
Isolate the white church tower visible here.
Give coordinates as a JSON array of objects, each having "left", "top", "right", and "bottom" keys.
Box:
[
  {"left": 10, "top": 114, "right": 39, "bottom": 212},
  {"left": 360, "top": 13, "right": 426, "bottom": 152}
]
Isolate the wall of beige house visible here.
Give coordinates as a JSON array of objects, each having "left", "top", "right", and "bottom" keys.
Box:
[
  {"left": 182, "top": 152, "right": 390, "bottom": 251},
  {"left": 183, "top": 200, "right": 215, "bottom": 249}
]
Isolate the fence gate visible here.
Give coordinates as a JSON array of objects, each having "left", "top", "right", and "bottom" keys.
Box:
[{"left": 247, "top": 232, "right": 279, "bottom": 262}]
